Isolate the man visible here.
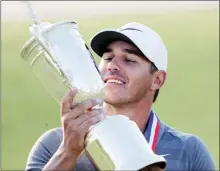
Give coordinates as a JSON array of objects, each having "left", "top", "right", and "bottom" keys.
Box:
[{"left": 25, "top": 22, "right": 216, "bottom": 171}]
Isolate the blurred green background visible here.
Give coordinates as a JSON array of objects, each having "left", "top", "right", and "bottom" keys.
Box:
[{"left": 2, "top": 8, "right": 219, "bottom": 170}]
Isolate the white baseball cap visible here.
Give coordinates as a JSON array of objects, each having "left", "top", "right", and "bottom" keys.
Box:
[{"left": 90, "top": 22, "right": 168, "bottom": 72}]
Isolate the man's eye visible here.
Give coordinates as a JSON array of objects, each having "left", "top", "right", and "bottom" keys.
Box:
[
  {"left": 104, "top": 57, "right": 112, "bottom": 61},
  {"left": 125, "top": 58, "right": 136, "bottom": 63}
]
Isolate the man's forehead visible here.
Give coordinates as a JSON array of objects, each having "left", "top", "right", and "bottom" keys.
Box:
[
  {"left": 106, "top": 40, "right": 137, "bottom": 49},
  {"left": 101, "top": 40, "right": 152, "bottom": 63}
]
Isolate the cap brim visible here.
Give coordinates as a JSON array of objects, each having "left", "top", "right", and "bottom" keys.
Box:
[{"left": 90, "top": 30, "right": 137, "bottom": 57}]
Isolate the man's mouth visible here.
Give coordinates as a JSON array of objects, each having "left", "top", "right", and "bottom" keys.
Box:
[
  {"left": 104, "top": 75, "right": 126, "bottom": 85},
  {"left": 106, "top": 79, "right": 124, "bottom": 85}
]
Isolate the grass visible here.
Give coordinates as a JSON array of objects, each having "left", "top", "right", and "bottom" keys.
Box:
[{"left": 1, "top": 9, "right": 219, "bottom": 169}]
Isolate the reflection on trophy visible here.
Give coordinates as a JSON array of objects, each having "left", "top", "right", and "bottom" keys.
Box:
[{"left": 20, "top": 2, "right": 166, "bottom": 170}]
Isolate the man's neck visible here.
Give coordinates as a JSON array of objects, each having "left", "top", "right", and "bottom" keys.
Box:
[{"left": 104, "top": 99, "right": 153, "bottom": 132}]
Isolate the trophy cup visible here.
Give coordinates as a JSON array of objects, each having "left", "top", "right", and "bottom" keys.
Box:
[{"left": 20, "top": 2, "right": 166, "bottom": 170}]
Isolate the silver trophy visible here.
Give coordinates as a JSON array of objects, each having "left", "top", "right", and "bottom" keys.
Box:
[
  {"left": 21, "top": 20, "right": 104, "bottom": 104},
  {"left": 20, "top": 2, "right": 166, "bottom": 170}
]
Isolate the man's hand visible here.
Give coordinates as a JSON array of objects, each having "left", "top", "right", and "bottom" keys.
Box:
[
  {"left": 43, "top": 88, "right": 105, "bottom": 170},
  {"left": 60, "top": 88, "right": 105, "bottom": 156}
]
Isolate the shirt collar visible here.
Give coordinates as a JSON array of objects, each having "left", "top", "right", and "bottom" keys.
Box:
[{"left": 143, "top": 111, "right": 166, "bottom": 148}]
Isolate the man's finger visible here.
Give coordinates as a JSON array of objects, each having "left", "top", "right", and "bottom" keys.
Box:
[
  {"left": 70, "top": 99, "right": 103, "bottom": 119},
  {"left": 74, "top": 108, "right": 106, "bottom": 125},
  {"left": 86, "top": 108, "right": 106, "bottom": 116},
  {"left": 60, "top": 88, "right": 78, "bottom": 114},
  {"left": 79, "top": 114, "right": 105, "bottom": 138}
]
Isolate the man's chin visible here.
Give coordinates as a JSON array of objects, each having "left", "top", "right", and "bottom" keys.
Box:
[
  {"left": 104, "top": 84, "right": 124, "bottom": 93},
  {"left": 104, "top": 93, "right": 127, "bottom": 106}
]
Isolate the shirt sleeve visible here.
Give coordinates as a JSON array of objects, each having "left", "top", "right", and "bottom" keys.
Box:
[
  {"left": 25, "top": 128, "right": 62, "bottom": 171},
  {"left": 188, "top": 135, "right": 216, "bottom": 171}
]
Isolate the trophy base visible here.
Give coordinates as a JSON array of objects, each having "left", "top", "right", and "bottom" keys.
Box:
[{"left": 85, "top": 115, "right": 166, "bottom": 171}]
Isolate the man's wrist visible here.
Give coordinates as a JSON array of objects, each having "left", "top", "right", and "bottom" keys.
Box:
[
  {"left": 57, "top": 142, "right": 80, "bottom": 162},
  {"left": 42, "top": 142, "right": 79, "bottom": 171}
]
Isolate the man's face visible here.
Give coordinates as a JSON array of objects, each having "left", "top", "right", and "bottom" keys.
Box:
[{"left": 99, "top": 41, "right": 156, "bottom": 105}]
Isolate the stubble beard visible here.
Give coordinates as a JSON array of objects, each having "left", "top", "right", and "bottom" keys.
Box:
[{"left": 104, "top": 84, "right": 149, "bottom": 108}]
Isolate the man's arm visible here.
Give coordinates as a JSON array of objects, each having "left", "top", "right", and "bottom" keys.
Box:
[
  {"left": 42, "top": 141, "right": 78, "bottom": 171},
  {"left": 25, "top": 128, "right": 78, "bottom": 171},
  {"left": 25, "top": 129, "right": 57, "bottom": 170},
  {"left": 189, "top": 135, "right": 216, "bottom": 171}
]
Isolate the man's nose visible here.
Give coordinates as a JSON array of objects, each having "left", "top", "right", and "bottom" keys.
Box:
[{"left": 107, "top": 58, "right": 121, "bottom": 71}]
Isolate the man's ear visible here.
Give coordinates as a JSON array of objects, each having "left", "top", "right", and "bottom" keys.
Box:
[{"left": 151, "top": 71, "right": 166, "bottom": 91}]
